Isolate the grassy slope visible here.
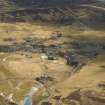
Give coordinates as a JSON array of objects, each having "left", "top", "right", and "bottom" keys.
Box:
[
  {"left": 0, "top": 22, "right": 105, "bottom": 104},
  {"left": 55, "top": 63, "right": 105, "bottom": 96},
  {"left": 0, "top": 23, "right": 105, "bottom": 40},
  {"left": 0, "top": 1, "right": 105, "bottom": 105}
]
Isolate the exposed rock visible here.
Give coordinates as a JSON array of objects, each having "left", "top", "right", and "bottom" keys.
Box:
[
  {"left": 41, "top": 54, "right": 48, "bottom": 60},
  {"left": 97, "top": 81, "right": 105, "bottom": 89},
  {"left": 62, "top": 89, "right": 81, "bottom": 104},
  {"left": 62, "top": 90, "right": 105, "bottom": 105},
  {"left": 1, "top": 37, "right": 61, "bottom": 59},
  {"left": 35, "top": 75, "right": 54, "bottom": 84},
  {"left": 81, "top": 90, "right": 105, "bottom": 105},
  {"left": 41, "top": 101, "right": 52, "bottom": 105},
  {"left": 0, "top": 93, "right": 18, "bottom": 105},
  {"left": 42, "top": 90, "right": 50, "bottom": 97},
  {"left": 51, "top": 31, "right": 63, "bottom": 39},
  {"left": 65, "top": 53, "right": 79, "bottom": 67},
  {"left": 71, "top": 40, "right": 105, "bottom": 59},
  {"left": 53, "top": 95, "right": 62, "bottom": 100}
]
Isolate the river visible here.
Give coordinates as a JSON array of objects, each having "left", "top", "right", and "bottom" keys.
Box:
[{"left": 23, "top": 84, "right": 43, "bottom": 105}]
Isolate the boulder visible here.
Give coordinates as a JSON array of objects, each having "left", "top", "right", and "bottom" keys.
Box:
[{"left": 41, "top": 102, "right": 52, "bottom": 105}]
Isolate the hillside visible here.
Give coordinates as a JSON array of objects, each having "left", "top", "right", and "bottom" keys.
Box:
[
  {"left": 0, "top": 1, "right": 105, "bottom": 105},
  {"left": 0, "top": 0, "right": 105, "bottom": 28},
  {"left": 0, "top": 22, "right": 104, "bottom": 105}
]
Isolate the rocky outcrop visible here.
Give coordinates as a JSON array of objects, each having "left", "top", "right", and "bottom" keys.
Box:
[
  {"left": 0, "top": 93, "right": 18, "bottom": 105},
  {"left": 62, "top": 90, "right": 105, "bottom": 105}
]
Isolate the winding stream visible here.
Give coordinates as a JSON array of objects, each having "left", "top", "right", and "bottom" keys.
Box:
[{"left": 23, "top": 84, "right": 43, "bottom": 105}]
